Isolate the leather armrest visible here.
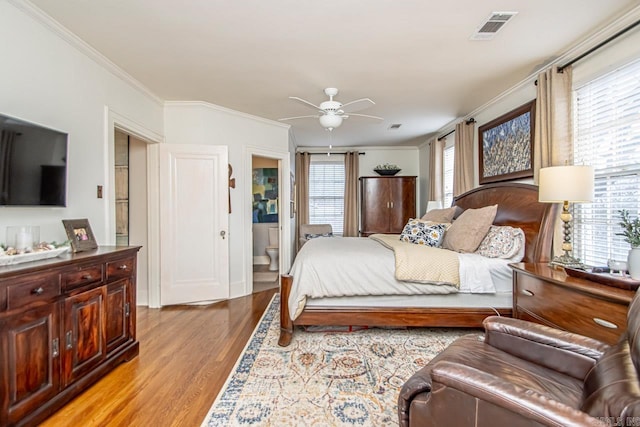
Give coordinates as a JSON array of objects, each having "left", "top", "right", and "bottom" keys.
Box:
[
  {"left": 483, "top": 316, "right": 610, "bottom": 379},
  {"left": 430, "top": 360, "right": 606, "bottom": 427},
  {"left": 398, "top": 363, "right": 432, "bottom": 426}
]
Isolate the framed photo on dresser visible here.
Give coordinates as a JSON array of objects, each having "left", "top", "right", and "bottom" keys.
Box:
[{"left": 63, "top": 218, "right": 98, "bottom": 252}]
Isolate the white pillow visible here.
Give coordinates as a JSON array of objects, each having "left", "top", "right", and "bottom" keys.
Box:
[{"left": 475, "top": 225, "right": 525, "bottom": 260}]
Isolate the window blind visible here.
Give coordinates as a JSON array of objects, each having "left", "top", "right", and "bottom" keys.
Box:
[
  {"left": 309, "top": 160, "right": 345, "bottom": 235},
  {"left": 573, "top": 58, "right": 640, "bottom": 266},
  {"left": 443, "top": 145, "right": 455, "bottom": 208}
]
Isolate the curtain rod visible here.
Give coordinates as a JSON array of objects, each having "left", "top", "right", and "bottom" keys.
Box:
[
  {"left": 300, "top": 152, "right": 366, "bottom": 155},
  {"left": 558, "top": 19, "right": 640, "bottom": 72},
  {"left": 436, "top": 118, "right": 476, "bottom": 141}
]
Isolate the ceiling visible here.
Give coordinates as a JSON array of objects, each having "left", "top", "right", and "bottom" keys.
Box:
[{"left": 27, "top": 0, "right": 639, "bottom": 148}]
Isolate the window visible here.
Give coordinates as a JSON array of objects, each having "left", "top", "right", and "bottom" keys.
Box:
[
  {"left": 443, "top": 144, "right": 455, "bottom": 208},
  {"left": 573, "top": 58, "right": 640, "bottom": 266},
  {"left": 309, "top": 159, "right": 345, "bottom": 234}
]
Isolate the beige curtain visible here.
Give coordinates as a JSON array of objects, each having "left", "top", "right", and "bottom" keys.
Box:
[
  {"left": 295, "top": 152, "right": 311, "bottom": 251},
  {"left": 534, "top": 65, "right": 574, "bottom": 259},
  {"left": 343, "top": 151, "right": 359, "bottom": 237},
  {"left": 428, "top": 138, "right": 444, "bottom": 203},
  {"left": 453, "top": 120, "right": 475, "bottom": 197},
  {"left": 534, "top": 65, "right": 573, "bottom": 180}
]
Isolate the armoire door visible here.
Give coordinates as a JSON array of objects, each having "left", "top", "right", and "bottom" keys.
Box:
[
  {"left": 360, "top": 177, "right": 391, "bottom": 235},
  {"left": 389, "top": 177, "right": 416, "bottom": 233}
]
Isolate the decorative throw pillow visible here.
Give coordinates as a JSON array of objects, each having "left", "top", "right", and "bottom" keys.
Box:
[
  {"left": 475, "top": 225, "right": 525, "bottom": 260},
  {"left": 305, "top": 232, "right": 333, "bottom": 239},
  {"left": 442, "top": 204, "right": 498, "bottom": 253},
  {"left": 421, "top": 206, "right": 458, "bottom": 223},
  {"left": 399, "top": 219, "right": 449, "bottom": 247}
]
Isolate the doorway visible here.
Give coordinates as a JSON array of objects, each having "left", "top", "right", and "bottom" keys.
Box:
[
  {"left": 251, "top": 155, "right": 280, "bottom": 293},
  {"left": 114, "top": 129, "right": 149, "bottom": 305}
]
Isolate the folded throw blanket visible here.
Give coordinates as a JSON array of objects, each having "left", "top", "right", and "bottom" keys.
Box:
[{"left": 369, "top": 234, "right": 460, "bottom": 288}]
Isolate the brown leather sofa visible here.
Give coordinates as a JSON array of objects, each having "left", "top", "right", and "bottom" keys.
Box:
[{"left": 398, "top": 289, "right": 640, "bottom": 426}]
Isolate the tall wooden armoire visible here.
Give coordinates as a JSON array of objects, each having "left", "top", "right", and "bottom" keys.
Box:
[{"left": 360, "top": 176, "right": 416, "bottom": 236}]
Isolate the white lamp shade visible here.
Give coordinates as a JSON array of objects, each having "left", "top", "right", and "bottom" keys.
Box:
[
  {"left": 538, "top": 165, "right": 594, "bottom": 203},
  {"left": 319, "top": 114, "right": 342, "bottom": 129}
]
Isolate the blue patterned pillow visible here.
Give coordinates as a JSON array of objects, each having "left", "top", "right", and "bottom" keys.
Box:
[{"left": 399, "top": 219, "right": 448, "bottom": 247}]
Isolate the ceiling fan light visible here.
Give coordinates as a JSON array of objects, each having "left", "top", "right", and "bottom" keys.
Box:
[{"left": 319, "top": 114, "right": 342, "bottom": 129}]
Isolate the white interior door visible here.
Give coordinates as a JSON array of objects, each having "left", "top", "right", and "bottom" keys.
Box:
[{"left": 159, "top": 144, "right": 229, "bottom": 305}]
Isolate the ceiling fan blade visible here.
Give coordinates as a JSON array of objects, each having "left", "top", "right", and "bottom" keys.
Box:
[
  {"left": 289, "top": 96, "right": 322, "bottom": 110},
  {"left": 278, "top": 114, "right": 321, "bottom": 121},
  {"left": 340, "top": 98, "right": 375, "bottom": 112},
  {"left": 344, "top": 113, "right": 384, "bottom": 121}
]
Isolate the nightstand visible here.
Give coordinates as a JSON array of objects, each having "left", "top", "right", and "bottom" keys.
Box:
[{"left": 510, "top": 263, "right": 636, "bottom": 345}]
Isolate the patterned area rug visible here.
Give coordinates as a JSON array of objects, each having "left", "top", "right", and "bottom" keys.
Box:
[{"left": 201, "top": 295, "right": 479, "bottom": 426}]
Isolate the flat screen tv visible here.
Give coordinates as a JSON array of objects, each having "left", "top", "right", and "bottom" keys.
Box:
[{"left": 0, "top": 113, "right": 68, "bottom": 207}]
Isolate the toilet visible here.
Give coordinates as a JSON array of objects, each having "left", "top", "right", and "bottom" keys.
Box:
[{"left": 266, "top": 227, "right": 279, "bottom": 271}]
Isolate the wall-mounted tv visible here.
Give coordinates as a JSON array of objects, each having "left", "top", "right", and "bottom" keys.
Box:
[{"left": 0, "top": 113, "right": 68, "bottom": 207}]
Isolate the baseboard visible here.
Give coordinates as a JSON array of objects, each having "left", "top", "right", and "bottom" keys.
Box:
[{"left": 253, "top": 255, "right": 269, "bottom": 265}]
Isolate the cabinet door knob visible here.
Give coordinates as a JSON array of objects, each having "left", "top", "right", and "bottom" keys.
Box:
[
  {"left": 82, "top": 274, "right": 92, "bottom": 280},
  {"left": 593, "top": 318, "right": 618, "bottom": 329},
  {"left": 31, "top": 287, "right": 44, "bottom": 295},
  {"left": 65, "top": 331, "right": 73, "bottom": 349},
  {"left": 118, "top": 265, "right": 128, "bottom": 270},
  {"left": 52, "top": 338, "right": 60, "bottom": 358},
  {"left": 521, "top": 289, "right": 534, "bottom": 296}
]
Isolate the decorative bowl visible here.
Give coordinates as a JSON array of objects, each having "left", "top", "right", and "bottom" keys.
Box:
[{"left": 374, "top": 169, "right": 401, "bottom": 176}]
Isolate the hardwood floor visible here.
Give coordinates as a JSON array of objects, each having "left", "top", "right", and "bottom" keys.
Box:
[{"left": 40, "top": 288, "right": 278, "bottom": 427}]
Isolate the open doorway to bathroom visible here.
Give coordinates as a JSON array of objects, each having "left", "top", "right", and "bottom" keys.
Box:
[
  {"left": 114, "top": 129, "right": 149, "bottom": 304},
  {"left": 251, "top": 155, "right": 280, "bottom": 293}
]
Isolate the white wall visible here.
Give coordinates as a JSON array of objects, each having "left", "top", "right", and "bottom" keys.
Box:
[
  {"left": 163, "top": 102, "right": 290, "bottom": 296},
  {"left": 0, "top": 2, "right": 163, "bottom": 245}
]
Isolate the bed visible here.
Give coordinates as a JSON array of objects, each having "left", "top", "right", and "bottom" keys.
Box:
[{"left": 278, "top": 183, "right": 558, "bottom": 347}]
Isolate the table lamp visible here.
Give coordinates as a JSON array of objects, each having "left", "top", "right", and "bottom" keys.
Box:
[{"left": 538, "top": 165, "right": 594, "bottom": 268}]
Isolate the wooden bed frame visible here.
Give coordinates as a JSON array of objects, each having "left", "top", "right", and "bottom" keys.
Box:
[{"left": 278, "top": 183, "right": 558, "bottom": 347}]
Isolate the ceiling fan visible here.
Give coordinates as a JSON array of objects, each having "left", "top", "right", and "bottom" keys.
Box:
[{"left": 279, "top": 87, "right": 383, "bottom": 131}]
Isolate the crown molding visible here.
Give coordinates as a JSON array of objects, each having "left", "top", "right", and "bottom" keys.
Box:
[
  {"left": 435, "top": 4, "right": 640, "bottom": 138},
  {"left": 9, "top": 0, "right": 163, "bottom": 106},
  {"left": 164, "top": 101, "right": 290, "bottom": 129}
]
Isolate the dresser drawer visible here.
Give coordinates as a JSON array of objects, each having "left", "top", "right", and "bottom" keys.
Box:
[
  {"left": 515, "top": 274, "right": 627, "bottom": 344},
  {"left": 6, "top": 274, "right": 61, "bottom": 310},
  {"left": 106, "top": 256, "right": 135, "bottom": 281},
  {"left": 61, "top": 264, "right": 104, "bottom": 290}
]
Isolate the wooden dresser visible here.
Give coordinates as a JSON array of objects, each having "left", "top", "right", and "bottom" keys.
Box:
[
  {"left": 360, "top": 176, "right": 416, "bottom": 236},
  {"left": 0, "top": 246, "right": 140, "bottom": 427},
  {"left": 511, "top": 262, "right": 635, "bottom": 345}
]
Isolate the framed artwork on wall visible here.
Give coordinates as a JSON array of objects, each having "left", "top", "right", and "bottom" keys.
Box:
[
  {"left": 62, "top": 218, "right": 98, "bottom": 252},
  {"left": 478, "top": 100, "right": 536, "bottom": 184}
]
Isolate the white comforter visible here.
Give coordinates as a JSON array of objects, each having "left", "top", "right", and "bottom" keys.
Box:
[{"left": 287, "top": 236, "right": 514, "bottom": 320}]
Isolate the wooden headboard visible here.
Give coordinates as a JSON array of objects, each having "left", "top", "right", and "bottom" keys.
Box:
[{"left": 452, "top": 183, "right": 559, "bottom": 263}]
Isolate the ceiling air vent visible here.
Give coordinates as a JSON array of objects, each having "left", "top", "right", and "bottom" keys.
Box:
[
  {"left": 470, "top": 11, "right": 518, "bottom": 41},
  {"left": 389, "top": 124, "right": 402, "bottom": 130}
]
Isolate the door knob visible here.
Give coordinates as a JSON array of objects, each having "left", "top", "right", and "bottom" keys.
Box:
[{"left": 220, "top": 230, "right": 226, "bottom": 239}]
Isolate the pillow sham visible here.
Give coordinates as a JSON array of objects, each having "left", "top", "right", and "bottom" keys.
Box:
[
  {"left": 305, "top": 232, "right": 333, "bottom": 239},
  {"left": 475, "top": 225, "right": 525, "bottom": 260},
  {"left": 421, "top": 206, "right": 458, "bottom": 223},
  {"left": 399, "top": 219, "right": 449, "bottom": 247},
  {"left": 442, "top": 204, "right": 498, "bottom": 253}
]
